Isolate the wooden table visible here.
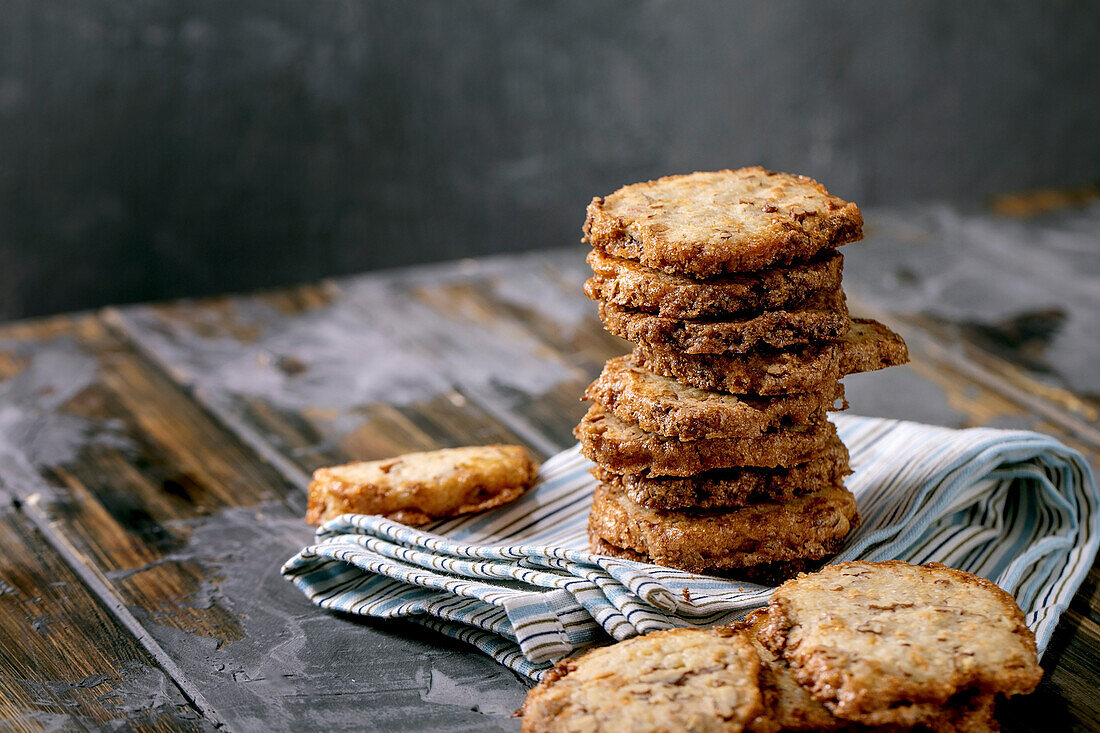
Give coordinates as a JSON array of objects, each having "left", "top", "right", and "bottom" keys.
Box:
[{"left": 1, "top": 204, "right": 1097, "bottom": 732}]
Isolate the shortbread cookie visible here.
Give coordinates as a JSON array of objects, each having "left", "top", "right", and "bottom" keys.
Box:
[
  {"left": 738, "top": 611, "right": 1000, "bottom": 733},
  {"left": 585, "top": 354, "right": 845, "bottom": 439},
  {"left": 635, "top": 318, "right": 908, "bottom": 395},
  {"left": 306, "top": 445, "right": 539, "bottom": 526},
  {"left": 519, "top": 626, "right": 764, "bottom": 733},
  {"left": 755, "top": 561, "right": 1042, "bottom": 727},
  {"left": 597, "top": 288, "right": 850, "bottom": 355},
  {"left": 584, "top": 248, "right": 845, "bottom": 319},
  {"left": 588, "top": 481, "right": 858, "bottom": 575},
  {"left": 584, "top": 168, "right": 863, "bottom": 277},
  {"left": 576, "top": 405, "right": 838, "bottom": 475},
  {"left": 593, "top": 439, "right": 850, "bottom": 511}
]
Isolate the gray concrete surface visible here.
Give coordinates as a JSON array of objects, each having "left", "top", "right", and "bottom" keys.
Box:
[{"left": 0, "top": 1, "right": 1096, "bottom": 318}]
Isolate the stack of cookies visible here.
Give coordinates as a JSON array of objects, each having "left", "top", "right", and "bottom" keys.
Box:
[{"left": 576, "top": 168, "right": 909, "bottom": 583}]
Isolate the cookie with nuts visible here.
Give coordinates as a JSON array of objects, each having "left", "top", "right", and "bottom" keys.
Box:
[
  {"left": 575, "top": 405, "right": 838, "bottom": 475},
  {"left": 587, "top": 480, "right": 858, "bottom": 577},
  {"left": 306, "top": 445, "right": 539, "bottom": 526},
  {"left": 591, "top": 438, "right": 850, "bottom": 512},
  {"left": 584, "top": 353, "right": 845, "bottom": 440},
  {"left": 583, "top": 168, "right": 863, "bottom": 277},
  {"left": 597, "top": 288, "right": 852, "bottom": 355},
  {"left": 584, "top": 248, "right": 845, "bottom": 319},
  {"left": 519, "top": 626, "right": 764, "bottom": 733},
  {"left": 634, "top": 318, "right": 908, "bottom": 395},
  {"left": 754, "top": 561, "right": 1042, "bottom": 727}
]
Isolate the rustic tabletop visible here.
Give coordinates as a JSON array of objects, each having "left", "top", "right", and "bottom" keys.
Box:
[{"left": 1, "top": 202, "right": 1097, "bottom": 732}]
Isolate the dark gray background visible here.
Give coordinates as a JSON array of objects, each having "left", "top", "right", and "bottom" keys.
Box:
[{"left": 1, "top": 1, "right": 1097, "bottom": 320}]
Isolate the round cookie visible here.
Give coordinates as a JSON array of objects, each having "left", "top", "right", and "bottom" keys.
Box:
[
  {"left": 737, "top": 611, "right": 1001, "bottom": 733},
  {"left": 597, "top": 288, "right": 851, "bottom": 355},
  {"left": 588, "top": 534, "right": 832, "bottom": 587},
  {"left": 755, "top": 561, "right": 1042, "bottom": 727},
  {"left": 587, "top": 481, "right": 858, "bottom": 575},
  {"left": 592, "top": 438, "right": 850, "bottom": 511},
  {"left": 519, "top": 626, "right": 764, "bottom": 733},
  {"left": 574, "top": 405, "right": 839, "bottom": 475},
  {"left": 583, "top": 168, "right": 863, "bottom": 277},
  {"left": 634, "top": 318, "right": 908, "bottom": 395},
  {"left": 584, "top": 354, "right": 845, "bottom": 439},
  {"left": 583, "top": 248, "right": 845, "bottom": 319}
]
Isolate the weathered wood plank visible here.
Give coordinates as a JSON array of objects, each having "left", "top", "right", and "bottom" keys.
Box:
[
  {"left": 0, "top": 503, "right": 209, "bottom": 731},
  {"left": 846, "top": 205, "right": 1100, "bottom": 405},
  {"left": 94, "top": 252, "right": 1100, "bottom": 498},
  {"left": 106, "top": 243, "right": 1100, "bottom": 490},
  {"left": 892, "top": 312, "right": 1100, "bottom": 442},
  {"left": 0, "top": 315, "right": 528, "bottom": 732}
]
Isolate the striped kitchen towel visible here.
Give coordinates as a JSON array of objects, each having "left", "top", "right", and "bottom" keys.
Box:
[{"left": 282, "top": 415, "right": 1098, "bottom": 681}]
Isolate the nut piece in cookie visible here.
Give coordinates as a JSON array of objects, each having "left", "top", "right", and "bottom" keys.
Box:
[
  {"left": 306, "top": 445, "right": 539, "bottom": 526},
  {"left": 755, "top": 561, "right": 1042, "bottom": 727},
  {"left": 584, "top": 168, "right": 863, "bottom": 277},
  {"left": 519, "top": 626, "right": 764, "bottom": 733}
]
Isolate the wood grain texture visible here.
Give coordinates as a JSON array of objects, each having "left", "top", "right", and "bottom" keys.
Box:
[
  {"left": 105, "top": 251, "right": 612, "bottom": 467},
  {"left": 0, "top": 314, "right": 528, "bottom": 731},
  {"left": 0, "top": 504, "right": 208, "bottom": 731},
  {"left": 846, "top": 205, "right": 1100, "bottom": 403}
]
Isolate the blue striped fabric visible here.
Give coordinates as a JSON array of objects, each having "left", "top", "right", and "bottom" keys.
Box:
[{"left": 282, "top": 415, "right": 1098, "bottom": 681}]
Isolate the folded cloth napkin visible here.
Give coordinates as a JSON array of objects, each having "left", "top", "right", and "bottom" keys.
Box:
[{"left": 282, "top": 415, "right": 1098, "bottom": 681}]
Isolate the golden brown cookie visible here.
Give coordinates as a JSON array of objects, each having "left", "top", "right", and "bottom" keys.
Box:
[
  {"left": 584, "top": 248, "right": 845, "bottom": 319},
  {"left": 306, "top": 445, "right": 539, "bottom": 526},
  {"left": 588, "top": 534, "right": 829, "bottom": 587},
  {"left": 597, "top": 288, "right": 851, "bottom": 355},
  {"left": 583, "top": 168, "right": 863, "bottom": 277},
  {"left": 592, "top": 438, "right": 850, "bottom": 511},
  {"left": 519, "top": 626, "right": 764, "bottom": 733},
  {"left": 575, "top": 405, "right": 838, "bottom": 475},
  {"left": 587, "top": 481, "right": 858, "bottom": 575},
  {"left": 738, "top": 610, "right": 1001, "bottom": 733},
  {"left": 585, "top": 354, "right": 845, "bottom": 439},
  {"left": 634, "top": 318, "right": 908, "bottom": 395},
  {"left": 755, "top": 561, "right": 1042, "bottom": 727}
]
